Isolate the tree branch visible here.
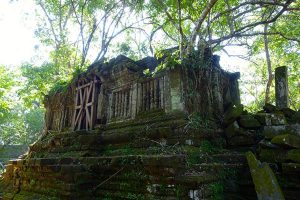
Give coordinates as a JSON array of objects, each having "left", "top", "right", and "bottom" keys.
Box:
[{"left": 187, "top": 0, "right": 218, "bottom": 54}]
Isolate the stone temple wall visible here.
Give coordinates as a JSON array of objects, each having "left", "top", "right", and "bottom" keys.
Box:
[{"left": 44, "top": 54, "right": 240, "bottom": 133}]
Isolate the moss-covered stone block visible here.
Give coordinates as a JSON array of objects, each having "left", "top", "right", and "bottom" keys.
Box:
[
  {"left": 263, "top": 103, "right": 278, "bottom": 113},
  {"left": 282, "top": 163, "right": 300, "bottom": 174},
  {"left": 223, "top": 104, "right": 243, "bottom": 125},
  {"left": 246, "top": 151, "right": 285, "bottom": 200},
  {"left": 292, "top": 110, "right": 300, "bottom": 123},
  {"left": 255, "top": 113, "right": 286, "bottom": 126},
  {"left": 224, "top": 121, "right": 239, "bottom": 138},
  {"left": 238, "top": 115, "right": 261, "bottom": 129},
  {"left": 259, "top": 148, "right": 288, "bottom": 163},
  {"left": 271, "top": 134, "right": 300, "bottom": 149},
  {"left": 258, "top": 139, "right": 280, "bottom": 149},
  {"left": 228, "top": 134, "right": 255, "bottom": 146},
  {"left": 262, "top": 125, "right": 286, "bottom": 139},
  {"left": 287, "top": 149, "right": 300, "bottom": 163}
]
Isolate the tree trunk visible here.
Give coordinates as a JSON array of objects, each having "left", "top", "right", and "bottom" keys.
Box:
[{"left": 264, "top": 24, "right": 273, "bottom": 104}]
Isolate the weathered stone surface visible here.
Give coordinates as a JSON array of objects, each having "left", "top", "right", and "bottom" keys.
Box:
[
  {"left": 255, "top": 113, "right": 286, "bottom": 126},
  {"left": 224, "top": 121, "right": 239, "bottom": 138},
  {"left": 292, "top": 110, "right": 300, "bottom": 123},
  {"left": 238, "top": 115, "right": 261, "bottom": 129},
  {"left": 287, "top": 149, "right": 300, "bottom": 163},
  {"left": 282, "top": 163, "right": 300, "bottom": 174},
  {"left": 262, "top": 125, "right": 286, "bottom": 139},
  {"left": 275, "top": 66, "right": 289, "bottom": 109},
  {"left": 259, "top": 149, "right": 288, "bottom": 163},
  {"left": 280, "top": 107, "right": 296, "bottom": 119},
  {"left": 223, "top": 104, "right": 244, "bottom": 125},
  {"left": 271, "top": 134, "right": 300, "bottom": 149},
  {"left": 259, "top": 139, "right": 280, "bottom": 149},
  {"left": 228, "top": 135, "right": 255, "bottom": 146},
  {"left": 286, "top": 124, "right": 300, "bottom": 137},
  {"left": 246, "top": 151, "right": 285, "bottom": 200},
  {"left": 263, "top": 103, "right": 278, "bottom": 113}
]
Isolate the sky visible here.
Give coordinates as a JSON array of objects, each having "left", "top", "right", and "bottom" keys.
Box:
[{"left": 0, "top": 0, "right": 39, "bottom": 66}]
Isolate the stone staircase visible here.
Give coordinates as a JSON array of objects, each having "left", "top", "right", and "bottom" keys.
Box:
[
  {"left": 0, "top": 112, "right": 257, "bottom": 200},
  {"left": 2, "top": 151, "right": 254, "bottom": 200}
]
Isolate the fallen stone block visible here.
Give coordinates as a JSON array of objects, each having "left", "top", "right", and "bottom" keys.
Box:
[
  {"left": 259, "top": 148, "right": 288, "bottom": 163},
  {"left": 282, "top": 163, "right": 300, "bottom": 174},
  {"left": 223, "top": 104, "right": 244, "bottom": 125},
  {"left": 263, "top": 103, "right": 278, "bottom": 113},
  {"left": 255, "top": 113, "right": 286, "bottom": 126},
  {"left": 228, "top": 135, "right": 255, "bottom": 146},
  {"left": 271, "top": 134, "right": 300, "bottom": 149},
  {"left": 286, "top": 124, "right": 300, "bottom": 137},
  {"left": 292, "top": 110, "right": 300, "bottom": 123},
  {"left": 238, "top": 115, "right": 261, "bottom": 129},
  {"left": 280, "top": 107, "right": 296, "bottom": 119},
  {"left": 224, "top": 121, "right": 239, "bottom": 138},
  {"left": 262, "top": 125, "right": 286, "bottom": 139},
  {"left": 287, "top": 149, "right": 300, "bottom": 163},
  {"left": 259, "top": 139, "right": 280, "bottom": 149},
  {"left": 246, "top": 151, "right": 285, "bottom": 200}
]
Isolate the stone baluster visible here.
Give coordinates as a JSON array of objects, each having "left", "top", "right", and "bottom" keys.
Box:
[
  {"left": 108, "top": 92, "right": 113, "bottom": 121},
  {"left": 115, "top": 92, "right": 119, "bottom": 118},
  {"left": 136, "top": 83, "right": 141, "bottom": 114},
  {"left": 147, "top": 81, "right": 151, "bottom": 110},
  {"left": 154, "top": 79, "right": 158, "bottom": 108},
  {"left": 150, "top": 80, "right": 155, "bottom": 109},
  {"left": 159, "top": 76, "right": 165, "bottom": 109},
  {"left": 144, "top": 82, "right": 147, "bottom": 111},
  {"left": 120, "top": 91, "right": 124, "bottom": 117},
  {"left": 118, "top": 91, "right": 121, "bottom": 118},
  {"left": 122, "top": 90, "right": 126, "bottom": 117}
]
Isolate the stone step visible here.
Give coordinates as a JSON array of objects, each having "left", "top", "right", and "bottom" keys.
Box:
[
  {"left": 174, "top": 173, "right": 218, "bottom": 186},
  {"left": 97, "top": 189, "right": 185, "bottom": 200},
  {"left": 192, "top": 163, "right": 244, "bottom": 172},
  {"left": 9, "top": 154, "right": 186, "bottom": 168},
  {"left": 211, "top": 152, "right": 246, "bottom": 164}
]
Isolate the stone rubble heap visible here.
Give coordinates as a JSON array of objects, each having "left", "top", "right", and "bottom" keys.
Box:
[{"left": 223, "top": 103, "right": 300, "bottom": 200}]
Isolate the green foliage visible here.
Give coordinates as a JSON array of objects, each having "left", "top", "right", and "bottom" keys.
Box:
[
  {"left": 200, "top": 140, "right": 216, "bottom": 154},
  {"left": 18, "top": 63, "right": 55, "bottom": 107},
  {"left": 0, "top": 66, "right": 14, "bottom": 121},
  {"left": 185, "top": 141, "right": 223, "bottom": 166},
  {"left": 0, "top": 65, "right": 44, "bottom": 145},
  {"left": 209, "top": 182, "right": 224, "bottom": 200},
  {"left": 112, "top": 31, "right": 151, "bottom": 60},
  {"left": 186, "top": 113, "right": 216, "bottom": 130},
  {"left": 0, "top": 105, "right": 44, "bottom": 145},
  {"left": 155, "top": 49, "right": 181, "bottom": 72},
  {"left": 48, "top": 80, "right": 70, "bottom": 96}
]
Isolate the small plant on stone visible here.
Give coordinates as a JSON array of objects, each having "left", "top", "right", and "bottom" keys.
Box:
[
  {"left": 186, "top": 113, "right": 215, "bottom": 130},
  {"left": 210, "top": 182, "right": 224, "bottom": 200}
]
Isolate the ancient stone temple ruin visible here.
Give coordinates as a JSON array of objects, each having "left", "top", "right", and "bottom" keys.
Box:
[
  {"left": 44, "top": 54, "right": 240, "bottom": 133},
  {"left": 1, "top": 52, "right": 300, "bottom": 200}
]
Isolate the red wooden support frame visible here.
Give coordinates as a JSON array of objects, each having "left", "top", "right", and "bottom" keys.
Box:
[{"left": 72, "top": 76, "right": 99, "bottom": 131}]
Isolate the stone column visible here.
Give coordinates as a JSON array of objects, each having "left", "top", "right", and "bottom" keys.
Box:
[
  {"left": 167, "top": 68, "right": 184, "bottom": 112},
  {"left": 275, "top": 66, "right": 289, "bottom": 108}
]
